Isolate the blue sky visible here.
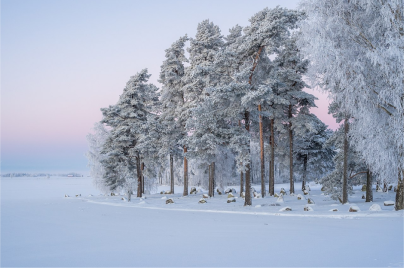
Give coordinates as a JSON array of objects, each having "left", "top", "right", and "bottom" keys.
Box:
[{"left": 1, "top": 0, "right": 335, "bottom": 174}]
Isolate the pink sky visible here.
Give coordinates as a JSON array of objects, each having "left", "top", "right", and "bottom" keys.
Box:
[{"left": 1, "top": 0, "right": 338, "bottom": 173}]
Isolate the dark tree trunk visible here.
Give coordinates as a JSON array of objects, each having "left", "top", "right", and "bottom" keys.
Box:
[
  {"left": 136, "top": 153, "right": 142, "bottom": 198},
  {"left": 302, "top": 155, "right": 307, "bottom": 191},
  {"left": 183, "top": 146, "right": 188, "bottom": 196},
  {"left": 170, "top": 154, "right": 174, "bottom": 194},
  {"left": 342, "top": 119, "right": 349, "bottom": 204},
  {"left": 258, "top": 105, "right": 265, "bottom": 197},
  {"left": 211, "top": 162, "right": 215, "bottom": 197},
  {"left": 288, "top": 105, "right": 294, "bottom": 194},
  {"left": 395, "top": 169, "right": 404, "bottom": 211},
  {"left": 244, "top": 111, "right": 252, "bottom": 206},
  {"left": 141, "top": 162, "right": 145, "bottom": 194},
  {"left": 240, "top": 170, "right": 244, "bottom": 197},
  {"left": 366, "top": 170, "right": 373, "bottom": 202},
  {"left": 269, "top": 118, "right": 275, "bottom": 196}
]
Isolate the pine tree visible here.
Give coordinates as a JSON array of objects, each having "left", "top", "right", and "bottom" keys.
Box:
[{"left": 159, "top": 35, "right": 189, "bottom": 194}]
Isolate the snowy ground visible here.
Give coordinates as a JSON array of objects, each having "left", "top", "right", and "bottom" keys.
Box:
[{"left": 1, "top": 177, "right": 403, "bottom": 267}]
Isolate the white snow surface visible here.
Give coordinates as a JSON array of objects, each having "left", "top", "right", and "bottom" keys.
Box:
[{"left": 1, "top": 177, "right": 403, "bottom": 267}]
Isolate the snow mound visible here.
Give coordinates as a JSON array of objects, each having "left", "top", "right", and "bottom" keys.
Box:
[
  {"left": 349, "top": 205, "right": 360, "bottom": 212},
  {"left": 276, "top": 194, "right": 284, "bottom": 203},
  {"left": 161, "top": 196, "right": 167, "bottom": 199},
  {"left": 254, "top": 193, "right": 262, "bottom": 199},
  {"left": 139, "top": 201, "right": 146, "bottom": 204},
  {"left": 227, "top": 198, "right": 236, "bottom": 203},
  {"left": 329, "top": 208, "right": 338, "bottom": 212},
  {"left": 384, "top": 201, "right": 394, "bottom": 206},
  {"left": 279, "top": 207, "right": 292, "bottom": 212},
  {"left": 369, "top": 204, "right": 382, "bottom": 211},
  {"left": 255, "top": 205, "right": 261, "bottom": 208},
  {"left": 297, "top": 194, "right": 304, "bottom": 200}
]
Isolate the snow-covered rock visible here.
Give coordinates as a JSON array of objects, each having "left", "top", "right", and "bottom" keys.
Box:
[
  {"left": 164, "top": 190, "right": 172, "bottom": 194},
  {"left": 303, "top": 190, "right": 309, "bottom": 195},
  {"left": 198, "top": 198, "right": 207, "bottom": 204},
  {"left": 279, "top": 207, "right": 292, "bottom": 212},
  {"left": 227, "top": 198, "right": 236, "bottom": 203},
  {"left": 330, "top": 208, "right": 338, "bottom": 212},
  {"left": 166, "top": 198, "right": 174, "bottom": 204},
  {"left": 202, "top": 194, "right": 209, "bottom": 199},
  {"left": 216, "top": 188, "right": 223, "bottom": 195},
  {"left": 384, "top": 201, "right": 395, "bottom": 206},
  {"left": 376, "top": 185, "right": 383, "bottom": 192},
  {"left": 304, "top": 206, "right": 313, "bottom": 211},
  {"left": 227, "top": 193, "right": 235, "bottom": 198},
  {"left": 369, "top": 204, "right": 382, "bottom": 211},
  {"left": 190, "top": 187, "right": 197, "bottom": 194},
  {"left": 297, "top": 194, "right": 304, "bottom": 200},
  {"left": 64, "top": 194, "right": 69, "bottom": 198},
  {"left": 254, "top": 193, "right": 262, "bottom": 199},
  {"left": 349, "top": 205, "right": 360, "bottom": 212},
  {"left": 362, "top": 195, "right": 365, "bottom": 199},
  {"left": 75, "top": 194, "right": 81, "bottom": 197},
  {"left": 308, "top": 198, "right": 315, "bottom": 204},
  {"left": 274, "top": 193, "right": 279, "bottom": 198},
  {"left": 280, "top": 188, "right": 287, "bottom": 195},
  {"left": 121, "top": 197, "right": 126, "bottom": 201}
]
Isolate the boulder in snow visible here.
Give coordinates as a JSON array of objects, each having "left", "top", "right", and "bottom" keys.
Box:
[
  {"left": 190, "top": 187, "right": 197, "bottom": 194},
  {"left": 308, "top": 198, "right": 315, "bottom": 204},
  {"left": 202, "top": 194, "right": 209, "bottom": 199},
  {"left": 160, "top": 191, "right": 165, "bottom": 194},
  {"left": 297, "top": 194, "right": 304, "bottom": 200},
  {"left": 303, "top": 190, "right": 309, "bottom": 195},
  {"left": 388, "top": 185, "right": 393, "bottom": 191},
  {"left": 369, "top": 204, "right": 382, "bottom": 211},
  {"left": 166, "top": 198, "right": 174, "bottom": 204},
  {"left": 280, "top": 188, "right": 287, "bottom": 195},
  {"left": 254, "top": 193, "right": 262, "bottom": 199},
  {"left": 164, "top": 190, "right": 172, "bottom": 194},
  {"left": 111, "top": 193, "right": 116, "bottom": 196},
  {"left": 64, "top": 194, "right": 69, "bottom": 198},
  {"left": 304, "top": 205, "right": 314, "bottom": 211},
  {"left": 349, "top": 205, "right": 360, "bottom": 212},
  {"left": 384, "top": 200, "right": 395, "bottom": 206},
  {"left": 216, "top": 188, "right": 223, "bottom": 195},
  {"left": 227, "top": 193, "right": 235, "bottom": 198},
  {"left": 121, "top": 197, "right": 126, "bottom": 201},
  {"left": 279, "top": 207, "right": 292, "bottom": 212},
  {"left": 330, "top": 208, "right": 338, "bottom": 212},
  {"left": 376, "top": 185, "right": 383, "bottom": 192},
  {"left": 361, "top": 185, "right": 367, "bottom": 191},
  {"left": 198, "top": 198, "right": 207, "bottom": 204},
  {"left": 321, "top": 186, "right": 327, "bottom": 191},
  {"left": 227, "top": 198, "right": 236, "bottom": 203},
  {"left": 75, "top": 194, "right": 81, "bottom": 197},
  {"left": 274, "top": 193, "right": 279, "bottom": 198}
]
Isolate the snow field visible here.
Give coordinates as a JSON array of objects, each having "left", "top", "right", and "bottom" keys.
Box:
[{"left": 1, "top": 177, "right": 403, "bottom": 267}]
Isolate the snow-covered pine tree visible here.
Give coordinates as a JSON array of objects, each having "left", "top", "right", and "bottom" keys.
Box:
[
  {"left": 100, "top": 69, "right": 159, "bottom": 199},
  {"left": 182, "top": 20, "right": 224, "bottom": 196},
  {"left": 158, "top": 35, "right": 189, "bottom": 194},
  {"left": 265, "top": 35, "right": 315, "bottom": 195},
  {"left": 298, "top": 0, "right": 404, "bottom": 210},
  {"left": 292, "top": 109, "right": 334, "bottom": 191}
]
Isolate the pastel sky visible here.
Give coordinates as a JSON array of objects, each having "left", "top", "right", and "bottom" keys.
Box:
[{"left": 1, "top": 0, "right": 337, "bottom": 174}]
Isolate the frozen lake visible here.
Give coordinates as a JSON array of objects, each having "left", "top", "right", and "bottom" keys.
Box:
[{"left": 1, "top": 177, "right": 403, "bottom": 267}]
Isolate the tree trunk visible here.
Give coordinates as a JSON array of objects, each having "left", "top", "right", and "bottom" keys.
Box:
[
  {"left": 258, "top": 105, "right": 265, "bottom": 197},
  {"left": 342, "top": 119, "right": 349, "bottom": 204},
  {"left": 183, "top": 146, "right": 188, "bottom": 196},
  {"left": 269, "top": 118, "right": 275, "bottom": 196},
  {"left": 136, "top": 153, "right": 142, "bottom": 198},
  {"left": 302, "top": 155, "right": 307, "bottom": 191},
  {"left": 395, "top": 169, "right": 404, "bottom": 211},
  {"left": 244, "top": 111, "right": 252, "bottom": 206},
  {"left": 288, "top": 105, "right": 294, "bottom": 194},
  {"left": 211, "top": 162, "right": 215, "bottom": 197},
  {"left": 141, "top": 162, "right": 145, "bottom": 194},
  {"left": 366, "top": 170, "right": 373, "bottom": 202},
  {"left": 170, "top": 154, "right": 174, "bottom": 194}
]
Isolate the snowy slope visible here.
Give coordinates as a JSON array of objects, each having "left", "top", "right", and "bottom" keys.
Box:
[{"left": 1, "top": 177, "right": 403, "bottom": 267}]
